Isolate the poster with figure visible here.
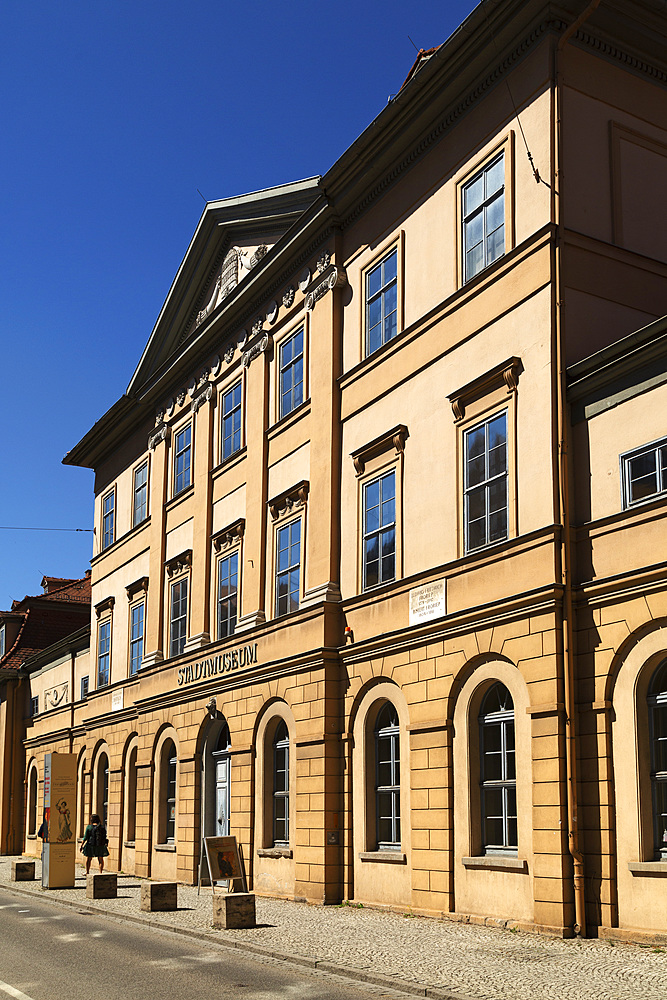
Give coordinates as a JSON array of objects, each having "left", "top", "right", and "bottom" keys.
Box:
[
  {"left": 41, "top": 753, "right": 77, "bottom": 888},
  {"left": 203, "top": 836, "right": 246, "bottom": 893}
]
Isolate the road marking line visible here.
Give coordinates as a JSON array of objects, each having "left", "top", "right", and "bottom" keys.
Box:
[{"left": 0, "top": 980, "right": 38, "bottom": 1000}]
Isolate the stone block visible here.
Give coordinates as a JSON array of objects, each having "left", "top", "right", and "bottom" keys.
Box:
[
  {"left": 11, "top": 861, "right": 35, "bottom": 881},
  {"left": 140, "top": 881, "right": 177, "bottom": 911},
  {"left": 86, "top": 873, "right": 117, "bottom": 899},
  {"left": 212, "top": 892, "right": 256, "bottom": 929}
]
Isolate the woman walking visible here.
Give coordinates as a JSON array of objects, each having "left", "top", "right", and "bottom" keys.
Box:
[{"left": 81, "top": 813, "right": 109, "bottom": 874}]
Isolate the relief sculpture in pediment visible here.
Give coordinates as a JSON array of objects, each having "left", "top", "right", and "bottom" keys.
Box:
[{"left": 196, "top": 244, "right": 271, "bottom": 329}]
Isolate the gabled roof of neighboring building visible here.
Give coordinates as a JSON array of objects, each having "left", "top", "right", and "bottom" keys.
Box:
[{"left": 0, "top": 573, "right": 91, "bottom": 673}]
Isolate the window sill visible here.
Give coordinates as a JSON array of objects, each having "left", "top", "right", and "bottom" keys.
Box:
[
  {"left": 123, "top": 841, "right": 135, "bottom": 849},
  {"left": 212, "top": 446, "right": 247, "bottom": 480},
  {"left": 359, "top": 851, "right": 406, "bottom": 864},
  {"left": 268, "top": 399, "right": 311, "bottom": 439},
  {"left": 462, "top": 856, "right": 527, "bottom": 873},
  {"left": 165, "top": 484, "right": 194, "bottom": 513},
  {"left": 154, "top": 843, "right": 176, "bottom": 853},
  {"left": 628, "top": 861, "right": 667, "bottom": 877},
  {"left": 257, "top": 847, "right": 292, "bottom": 859},
  {"left": 26, "top": 834, "right": 37, "bottom": 841}
]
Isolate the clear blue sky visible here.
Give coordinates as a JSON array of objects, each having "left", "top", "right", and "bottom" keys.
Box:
[{"left": 0, "top": 0, "right": 477, "bottom": 610}]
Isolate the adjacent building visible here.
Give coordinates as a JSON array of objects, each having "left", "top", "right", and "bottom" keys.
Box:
[{"left": 11, "top": 0, "right": 667, "bottom": 940}]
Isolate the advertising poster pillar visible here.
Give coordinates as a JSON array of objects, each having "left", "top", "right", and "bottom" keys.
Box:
[{"left": 42, "top": 752, "right": 77, "bottom": 889}]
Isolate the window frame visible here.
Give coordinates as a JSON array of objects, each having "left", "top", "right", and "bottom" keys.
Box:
[
  {"left": 365, "top": 246, "right": 398, "bottom": 357},
  {"left": 101, "top": 489, "right": 115, "bottom": 550},
  {"left": 164, "top": 741, "right": 177, "bottom": 845},
  {"left": 648, "top": 661, "right": 667, "bottom": 860},
  {"left": 30, "top": 695, "right": 39, "bottom": 718},
  {"left": 272, "top": 720, "right": 290, "bottom": 848},
  {"left": 274, "top": 518, "right": 302, "bottom": 618},
  {"left": 221, "top": 379, "right": 244, "bottom": 463},
  {"left": 132, "top": 459, "right": 149, "bottom": 527},
  {"left": 464, "top": 409, "right": 509, "bottom": 554},
  {"left": 169, "top": 577, "right": 188, "bottom": 657},
  {"left": 621, "top": 436, "right": 667, "bottom": 510},
  {"left": 456, "top": 134, "right": 514, "bottom": 288},
  {"left": 0, "top": 623, "right": 5, "bottom": 657},
  {"left": 217, "top": 549, "right": 239, "bottom": 640},
  {"left": 278, "top": 326, "right": 306, "bottom": 421},
  {"left": 97, "top": 618, "right": 111, "bottom": 688},
  {"left": 173, "top": 421, "right": 192, "bottom": 496},
  {"left": 129, "top": 600, "right": 145, "bottom": 676},
  {"left": 80, "top": 675, "right": 89, "bottom": 700},
  {"left": 479, "top": 683, "right": 517, "bottom": 857},
  {"left": 374, "top": 702, "right": 401, "bottom": 851},
  {"left": 362, "top": 469, "right": 397, "bottom": 591}
]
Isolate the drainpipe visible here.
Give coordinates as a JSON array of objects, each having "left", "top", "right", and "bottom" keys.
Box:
[{"left": 554, "top": 0, "right": 601, "bottom": 939}]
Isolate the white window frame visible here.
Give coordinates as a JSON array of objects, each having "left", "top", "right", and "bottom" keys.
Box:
[
  {"left": 221, "top": 380, "right": 243, "bottom": 462},
  {"left": 169, "top": 577, "right": 188, "bottom": 657},
  {"left": 273, "top": 720, "right": 290, "bottom": 847},
  {"left": 217, "top": 550, "right": 239, "bottom": 639},
  {"left": 279, "top": 327, "right": 305, "bottom": 420},
  {"left": 464, "top": 410, "right": 508, "bottom": 553},
  {"left": 80, "top": 675, "right": 89, "bottom": 700},
  {"left": 129, "top": 600, "right": 145, "bottom": 675},
  {"left": 102, "top": 489, "right": 115, "bottom": 550},
  {"left": 375, "top": 702, "right": 401, "bottom": 850},
  {"left": 479, "top": 683, "right": 517, "bottom": 856},
  {"left": 365, "top": 247, "right": 398, "bottom": 357},
  {"left": 133, "top": 460, "right": 149, "bottom": 526},
  {"left": 362, "top": 469, "right": 396, "bottom": 591},
  {"left": 621, "top": 436, "right": 667, "bottom": 509},
  {"left": 462, "top": 151, "right": 505, "bottom": 282},
  {"left": 648, "top": 660, "right": 667, "bottom": 860},
  {"left": 275, "top": 519, "right": 301, "bottom": 617},
  {"left": 97, "top": 618, "right": 111, "bottom": 687},
  {"left": 173, "top": 423, "right": 192, "bottom": 496},
  {"left": 0, "top": 624, "right": 5, "bottom": 657}
]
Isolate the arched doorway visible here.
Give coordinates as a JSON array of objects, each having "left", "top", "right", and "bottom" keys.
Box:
[{"left": 202, "top": 717, "right": 232, "bottom": 840}]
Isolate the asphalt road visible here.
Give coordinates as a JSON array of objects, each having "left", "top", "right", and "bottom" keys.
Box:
[{"left": 0, "top": 888, "right": 413, "bottom": 1000}]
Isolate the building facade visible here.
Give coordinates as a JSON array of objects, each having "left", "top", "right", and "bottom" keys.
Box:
[{"left": 13, "top": 0, "right": 667, "bottom": 940}]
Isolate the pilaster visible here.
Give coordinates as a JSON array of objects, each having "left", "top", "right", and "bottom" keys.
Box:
[{"left": 184, "top": 383, "right": 215, "bottom": 650}]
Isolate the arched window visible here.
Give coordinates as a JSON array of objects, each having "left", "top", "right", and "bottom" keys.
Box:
[
  {"left": 375, "top": 702, "right": 400, "bottom": 850},
  {"left": 479, "top": 683, "right": 516, "bottom": 855},
  {"left": 163, "top": 739, "right": 177, "bottom": 844},
  {"left": 125, "top": 745, "right": 138, "bottom": 844},
  {"left": 96, "top": 752, "right": 109, "bottom": 827},
  {"left": 273, "top": 721, "right": 289, "bottom": 847},
  {"left": 648, "top": 660, "right": 667, "bottom": 860},
  {"left": 27, "top": 766, "right": 38, "bottom": 836}
]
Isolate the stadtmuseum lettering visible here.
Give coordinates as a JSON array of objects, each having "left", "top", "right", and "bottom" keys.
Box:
[{"left": 177, "top": 643, "right": 259, "bottom": 687}]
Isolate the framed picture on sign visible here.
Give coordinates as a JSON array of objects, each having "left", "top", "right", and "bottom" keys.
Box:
[{"left": 203, "top": 835, "right": 246, "bottom": 892}]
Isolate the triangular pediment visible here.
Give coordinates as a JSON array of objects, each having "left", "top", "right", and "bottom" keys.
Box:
[{"left": 128, "top": 177, "right": 321, "bottom": 397}]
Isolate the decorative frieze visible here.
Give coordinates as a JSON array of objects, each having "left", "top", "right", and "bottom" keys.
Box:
[
  {"left": 148, "top": 422, "right": 170, "bottom": 451},
  {"left": 44, "top": 682, "right": 68, "bottom": 711},
  {"left": 191, "top": 382, "right": 214, "bottom": 414},
  {"left": 165, "top": 550, "right": 192, "bottom": 578},
  {"left": 224, "top": 343, "right": 235, "bottom": 363},
  {"left": 316, "top": 251, "right": 331, "bottom": 273},
  {"left": 243, "top": 334, "right": 272, "bottom": 369},
  {"left": 282, "top": 286, "right": 295, "bottom": 308},
  {"left": 305, "top": 266, "right": 347, "bottom": 311},
  {"left": 212, "top": 518, "right": 245, "bottom": 552},
  {"left": 268, "top": 480, "right": 309, "bottom": 520},
  {"left": 351, "top": 424, "right": 408, "bottom": 475}
]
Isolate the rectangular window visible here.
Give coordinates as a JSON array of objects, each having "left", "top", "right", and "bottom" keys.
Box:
[
  {"left": 80, "top": 675, "right": 89, "bottom": 700},
  {"left": 30, "top": 696, "right": 39, "bottom": 717},
  {"left": 133, "top": 461, "right": 148, "bottom": 526},
  {"left": 279, "top": 328, "right": 304, "bottom": 419},
  {"left": 465, "top": 412, "right": 508, "bottom": 553},
  {"left": 170, "top": 579, "right": 188, "bottom": 657},
  {"left": 217, "top": 552, "right": 238, "bottom": 639},
  {"left": 221, "top": 381, "right": 243, "bottom": 461},
  {"left": 129, "top": 602, "right": 145, "bottom": 675},
  {"left": 463, "top": 152, "right": 505, "bottom": 282},
  {"left": 0, "top": 624, "right": 5, "bottom": 657},
  {"left": 174, "top": 424, "right": 192, "bottom": 495},
  {"left": 97, "top": 619, "right": 111, "bottom": 687},
  {"left": 363, "top": 471, "right": 396, "bottom": 589},
  {"left": 102, "top": 490, "right": 115, "bottom": 550},
  {"left": 366, "top": 248, "right": 398, "bottom": 356},
  {"left": 622, "top": 438, "right": 667, "bottom": 508},
  {"left": 275, "top": 521, "right": 301, "bottom": 616}
]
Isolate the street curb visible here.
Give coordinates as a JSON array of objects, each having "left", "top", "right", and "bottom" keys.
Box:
[{"left": 0, "top": 880, "right": 467, "bottom": 1000}]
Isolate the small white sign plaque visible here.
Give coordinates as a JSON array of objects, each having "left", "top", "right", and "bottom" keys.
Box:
[
  {"left": 111, "top": 688, "right": 124, "bottom": 712},
  {"left": 409, "top": 578, "right": 446, "bottom": 626}
]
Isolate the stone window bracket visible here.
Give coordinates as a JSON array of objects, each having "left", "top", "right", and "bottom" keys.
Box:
[
  {"left": 448, "top": 357, "right": 523, "bottom": 422},
  {"left": 95, "top": 596, "right": 115, "bottom": 619},
  {"left": 212, "top": 518, "right": 246, "bottom": 552},
  {"left": 351, "top": 425, "right": 408, "bottom": 476},
  {"left": 165, "top": 550, "right": 192, "bottom": 578},
  {"left": 268, "top": 481, "right": 309, "bottom": 521},
  {"left": 126, "top": 577, "right": 149, "bottom": 601}
]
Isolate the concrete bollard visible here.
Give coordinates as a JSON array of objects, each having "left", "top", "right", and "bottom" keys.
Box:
[
  {"left": 212, "top": 892, "right": 256, "bottom": 929},
  {"left": 140, "top": 881, "right": 178, "bottom": 912},
  {"left": 11, "top": 861, "right": 35, "bottom": 881},
  {"left": 86, "top": 872, "right": 117, "bottom": 899}
]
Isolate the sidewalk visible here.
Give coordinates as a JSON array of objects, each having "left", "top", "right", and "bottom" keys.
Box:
[{"left": 1, "top": 856, "right": 665, "bottom": 1000}]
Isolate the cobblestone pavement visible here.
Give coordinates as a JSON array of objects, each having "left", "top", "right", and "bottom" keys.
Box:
[{"left": 1, "top": 857, "right": 666, "bottom": 1000}]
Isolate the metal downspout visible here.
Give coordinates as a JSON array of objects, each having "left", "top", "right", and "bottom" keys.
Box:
[{"left": 555, "top": 0, "right": 601, "bottom": 938}]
